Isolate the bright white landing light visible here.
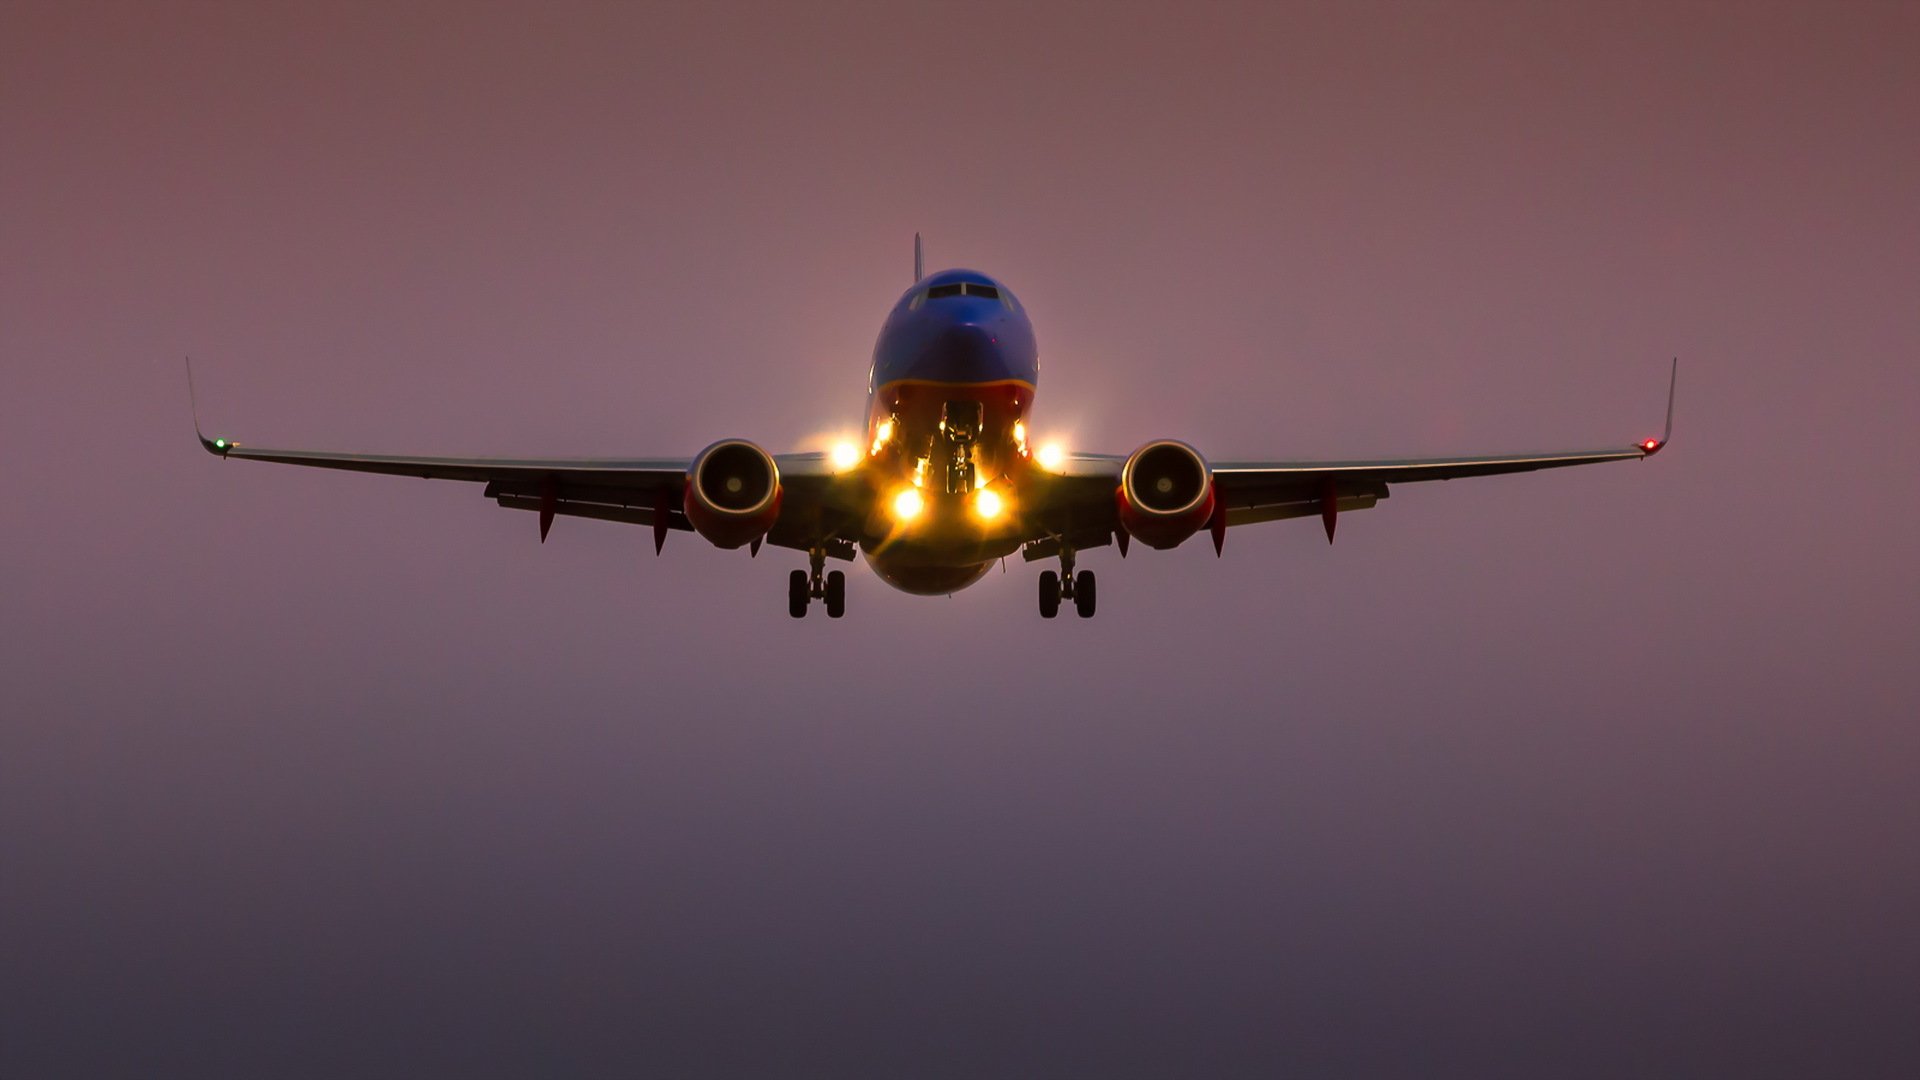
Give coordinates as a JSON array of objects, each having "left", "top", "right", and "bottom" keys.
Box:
[
  {"left": 830, "top": 441, "right": 861, "bottom": 470},
  {"left": 891, "top": 487, "right": 925, "bottom": 521},
  {"left": 1036, "top": 442, "right": 1067, "bottom": 470},
  {"left": 973, "top": 488, "right": 1004, "bottom": 520}
]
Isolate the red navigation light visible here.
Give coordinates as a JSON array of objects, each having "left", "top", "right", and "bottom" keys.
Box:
[{"left": 1641, "top": 439, "right": 1660, "bottom": 452}]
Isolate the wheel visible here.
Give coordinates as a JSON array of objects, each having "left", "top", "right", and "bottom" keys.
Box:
[
  {"left": 824, "top": 570, "right": 846, "bottom": 619},
  {"left": 1038, "top": 570, "right": 1060, "bottom": 618},
  {"left": 1074, "top": 570, "right": 1097, "bottom": 618},
  {"left": 788, "top": 569, "right": 809, "bottom": 618}
]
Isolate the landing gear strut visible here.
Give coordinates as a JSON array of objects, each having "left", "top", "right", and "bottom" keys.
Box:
[
  {"left": 940, "top": 400, "right": 981, "bottom": 495},
  {"left": 788, "top": 548, "right": 845, "bottom": 619},
  {"left": 1037, "top": 547, "right": 1096, "bottom": 619}
]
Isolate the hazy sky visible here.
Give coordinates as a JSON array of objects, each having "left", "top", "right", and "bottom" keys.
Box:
[{"left": 3, "top": 2, "right": 1917, "bottom": 1076}]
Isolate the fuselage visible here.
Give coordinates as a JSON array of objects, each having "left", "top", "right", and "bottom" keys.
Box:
[{"left": 861, "top": 269, "right": 1040, "bottom": 594}]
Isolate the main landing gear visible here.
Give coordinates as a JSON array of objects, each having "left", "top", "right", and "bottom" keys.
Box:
[
  {"left": 1038, "top": 547, "right": 1096, "bottom": 619},
  {"left": 788, "top": 547, "right": 845, "bottom": 619}
]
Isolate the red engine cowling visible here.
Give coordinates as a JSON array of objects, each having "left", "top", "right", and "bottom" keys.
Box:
[
  {"left": 684, "top": 439, "right": 782, "bottom": 549},
  {"left": 1117, "top": 440, "right": 1215, "bottom": 549}
]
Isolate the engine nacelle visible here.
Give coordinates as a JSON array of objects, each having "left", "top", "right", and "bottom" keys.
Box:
[
  {"left": 684, "top": 439, "right": 782, "bottom": 549},
  {"left": 1117, "top": 440, "right": 1215, "bottom": 550}
]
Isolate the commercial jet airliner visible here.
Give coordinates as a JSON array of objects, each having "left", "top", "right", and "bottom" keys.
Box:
[{"left": 196, "top": 238, "right": 1674, "bottom": 618}]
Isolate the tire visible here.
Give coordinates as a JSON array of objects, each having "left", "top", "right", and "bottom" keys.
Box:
[
  {"left": 1038, "top": 570, "right": 1060, "bottom": 619},
  {"left": 824, "top": 570, "right": 846, "bottom": 619},
  {"left": 1074, "top": 570, "right": 1097, "bottom": 618},
  {"left": 788, "top": 569, "right": 809, "bottom": 619}
]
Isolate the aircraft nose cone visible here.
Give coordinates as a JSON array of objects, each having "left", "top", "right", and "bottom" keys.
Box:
[
  {"left": 938, "top": 321, "right": 996, "bottom": 355},
  {"left": 909, "top": 322, "right": 1003, "bottom": 381}
]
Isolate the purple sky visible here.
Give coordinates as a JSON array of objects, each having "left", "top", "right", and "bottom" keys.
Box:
[{"left": 4, "top": 1, "right": 1918, "bottom": 1075}]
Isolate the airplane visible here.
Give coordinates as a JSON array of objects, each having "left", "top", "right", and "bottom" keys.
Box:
[{"left": 194, "top": 237, "right": 1675, "bottom": 619}]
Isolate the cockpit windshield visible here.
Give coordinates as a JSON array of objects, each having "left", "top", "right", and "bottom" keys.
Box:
[{"left": 914, "top": 281, "right": 1004, "bottom": 308}]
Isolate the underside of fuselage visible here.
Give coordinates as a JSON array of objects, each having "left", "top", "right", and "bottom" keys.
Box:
[{"left": 862, "top": 552, "right": 995, "bottom": 596}]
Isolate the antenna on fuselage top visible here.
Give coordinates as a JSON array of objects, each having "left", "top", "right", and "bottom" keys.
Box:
[{"left": 913, "top": 233, "right": 923, "bottom": 283}]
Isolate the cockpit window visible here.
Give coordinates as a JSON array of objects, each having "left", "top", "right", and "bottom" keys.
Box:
[{"left": 921, "top": 282, "right": 1001, "bottom": 302}]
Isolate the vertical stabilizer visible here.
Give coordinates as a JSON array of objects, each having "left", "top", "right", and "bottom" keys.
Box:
[{"left": 913, "top": 233, "right": 923, "bottom": 283}]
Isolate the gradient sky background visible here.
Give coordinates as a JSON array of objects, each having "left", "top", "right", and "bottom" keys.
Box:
[{"left": 4, "top": 1, "right": 1918, "bottom": 1076}]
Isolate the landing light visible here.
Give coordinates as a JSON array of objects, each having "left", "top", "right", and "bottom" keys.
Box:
[
  {"left": 892, "top": 487, "right": 925, "bottom": 522},
  {"left": 973, "top": 488, "right": 1004, "bottom": 520},
  {"left": 830, "top": 441, "right": 861, "bottom": 471},
  {"left": 1036, "top": 442, "right": 1066, "bottom": 470}
]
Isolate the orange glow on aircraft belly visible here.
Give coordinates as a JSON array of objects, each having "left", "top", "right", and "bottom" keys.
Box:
[
  {"left": 857, "top": 378, "right": 1034, "bottom": 591},
  {"left": 867, "top": 378, "right": 1034, "bottom": 488}
]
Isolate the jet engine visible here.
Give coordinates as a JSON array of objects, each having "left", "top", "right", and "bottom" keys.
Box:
[
  {"left": 684, "top": 439, "right": 782, "bottom": 548},
  {"left": 1117, "top": 439, "right": 1215, "bottom": 549}
]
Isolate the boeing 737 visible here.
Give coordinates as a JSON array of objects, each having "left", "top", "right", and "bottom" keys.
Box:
[{"left": 196, "top": 238, "right": 1674, "bottom": 618}]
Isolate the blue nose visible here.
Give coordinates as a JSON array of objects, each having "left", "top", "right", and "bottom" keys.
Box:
[{"left": 910, "top": 322, "right": 1006, "bottom": 382}]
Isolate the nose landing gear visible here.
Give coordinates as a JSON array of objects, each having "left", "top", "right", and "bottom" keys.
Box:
[
  {"left": 788, "top": 547, "right": 846, "bottom": 619},
  {"left": 1037, "top": 547, "right": 1096, "bottom": 619},
  {"left": 939, "top": 400, "right": 982, "bottom": 495}
]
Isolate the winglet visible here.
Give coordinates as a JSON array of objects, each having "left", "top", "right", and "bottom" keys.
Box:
[
  {"left": 912, "top": 233, "right": 923, "bottom": 283},
  {"left": 186, "top": 357, "right": 233, "bottom": 457},
  {"left": 1638, "top": 358, "right": 1677, "bottom": 456}
]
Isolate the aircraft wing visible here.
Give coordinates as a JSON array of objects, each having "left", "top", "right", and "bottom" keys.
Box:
[
  {"left": 1035, "top": 361, "right": 1674, "bottom": 545},
  {"left": 196, "top": 430, "right": 850, "bottom": 555},
  {"left": 199, "top": 435, "right": 693, "bottom": 485},
  {"left": 1213, "top": 360, "right": 1674, "bottom": 531},
  {"left": 1029, "top": 439, "right": 1666, "bottom": 553},
  {"left": 1208, "top": 442, "right": 1661, "bottom": 531}
]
